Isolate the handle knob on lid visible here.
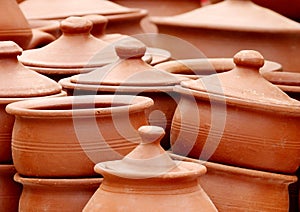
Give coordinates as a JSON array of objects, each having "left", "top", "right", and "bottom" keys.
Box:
[
  {"left": 138, "top": 125, "right": 165, "bottom": 145},
  {"left": 115, "top": 38, "right": 146, "bottom": 59},
  {"left": 233, "top": 50, "right": 264, "bottom": 69},
  {"left": 0, "top": 41, "right": 22, "bottom": 57},
  {"left": 60, "top": 16, "right": 93, "bottom": 34}
]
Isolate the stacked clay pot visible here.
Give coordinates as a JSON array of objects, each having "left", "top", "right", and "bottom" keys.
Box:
[
  {"left": 0, "top": 40, "right": 64, "bottom": 211},
  {"left": 170, "top": 50, "right": 300, "bottom": 211},
  {"left": 84, "top": 125, "right": 217, "bottom": 211},
  {"left": 18, "top": 16, "right": 112, "bottom": 82},
  {"left": 6, "top": 95, "right": 153, "bottom": 211},
  {"left": 59, "top": 39, "right": 181, "bottom": 150},
  {"left": 19, "top": 0, "right": 148, "bottom": 35}
]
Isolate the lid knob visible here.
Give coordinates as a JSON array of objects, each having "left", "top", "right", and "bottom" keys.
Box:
[
  {"left": 139, "top": 125, "right": 165, "bottom": 145},
  {"left": 60, "top": 16, "right": 93, "bottom": 34},
  {"left": 0, "top": 41, "right": 22, "bottom": 57},
  {"left": 233, "top": 50, "right": 264, "bottom": 69},
  {"left": 115, "top": 38, "right": 146, "bottom": 59}
]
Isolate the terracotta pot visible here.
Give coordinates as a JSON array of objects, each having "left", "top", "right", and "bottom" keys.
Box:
[
  {"left": 0, "top": 0, "right": 56, "bottom": 49},
  {"left": 59, "top": 39, "right": 181, "bottom": 150},
  {"left": 20, "top": 0, "right": 147, "bottom": 35},
  {"left": 6, "top": 95, "right": 153, "bottom": 177},
  {"left": 14, "top": 173, "right": 102, "bottom": 212},
  {"left": 0, "top": 165, "right": 22, "bottom": 212},
  {"left": 83, "top": 126, "right": 217, "bottom": 211},
  {"left": 170, "top": 153, "right": 297, "bottom": 211},
  {"left": 171, "top": 50, "right": 300, "bottom": 174},
  {"left": 0, "top": 41, "right": 64, "bottom": 163},
  {"left": 151, "top": 0, "right": 300, "bottom": 73},
  {"left": 154, "top": 58, "right": 282, "bottom": 80}
]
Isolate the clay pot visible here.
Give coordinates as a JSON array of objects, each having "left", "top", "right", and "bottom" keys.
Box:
[
  {"left": 154, "top": 58, "right": 282, "bottom": 80},
  {"left": 14, "top": 173, "right": 102, "bottom": 212},
  {"left": 6, "top": 95, "right": 153, "bottom": 177},
  {"left": 83, "top": 126, "right": 217, "bottom": 211},
  {"left": 59, "top": 39, "right": 181, "bottom": 149},
  {"left": 0, "top": 0, "right": 54, "bottom": 49},
  {"left": 151, "top": 0, "right": 300, "bottom": 73},
  {"left": 0, "top": 41, "right": 64, "bottom": 163},
  {"left": 0, "top": 165, "right": 22, "bottom": 212},
  {"left": 170, "top": 153, "right": 297, "bottom": 211},
  {"left": 20, "top": 0, "right": 148, "bottom": 35},
  {"left": 171, "top": 50, "right": 300, "bottom": 174}
]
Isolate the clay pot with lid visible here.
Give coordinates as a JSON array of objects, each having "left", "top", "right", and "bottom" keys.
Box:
[
  {"left": 170, "top": 153, "right": 297, "bottom": 211},
  {"left": 83, "top": 125, "right": 217, "bottom": 211},
  {"left": 0, "top": 165, "right": 22, "bottom": 212},
  {"left": 171, "top": 50, "right": 300, "bottom": 174},
  {"left": 151, "top": 0, "right": 300, "bottom": 73},
  {"left": 6, "top": 95, "right": 153, "bottom": 177},
  {"left": 15, "top": 174, "right": 102, "bottom": 212},
  {"left": 20, "top": 0, "right": 148, "bottom": 35},
  {"left": 19, "top": 16, "right": 112, "bottom": 82},
  {"left": 59, "top": 39, "right": 181, "bottom": 149},
  {"left": 0, "top": 41, "right": 64, "bottom": 163}
]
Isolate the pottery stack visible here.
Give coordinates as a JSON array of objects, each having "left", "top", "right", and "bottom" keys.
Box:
[
  {"left": 0, "top": 40, "right": 65, "bottom": 212},
  {"left": 6, "top": 94, "right": 154, "bottom": 211}
]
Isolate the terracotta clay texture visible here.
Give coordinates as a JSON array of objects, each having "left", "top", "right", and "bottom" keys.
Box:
[
  {"left": 83, "top": 126, "right": 217, "bottom": 211},
  {"left": 14, "top": 174, "right": 102, "bottom": 212},
  {"left": 19, "top": 16, "right": 111, "bottom": 81},
  {"left": 0, "top": 41, "right": 63, "bottom": 163},
  {"left": 20, "top": 0, "right": 147, "bottom": 35},
  {"left": 170, "top": 153, "right": 297, "bottom": 212},
  {"left": 59, "top": 39, "right": 181, "bottom": 150},
  {"left": 6, "top": 95, "right": 153, "bottom": 177},
  {"left": 171, "top": 50, "right": 300, "bottom": 174},
  {"left": 0, "top": 165, "right": 22, "bottom": 212},
  {"left": 151, "top": 0, "right": 300, "bottom": 73}
]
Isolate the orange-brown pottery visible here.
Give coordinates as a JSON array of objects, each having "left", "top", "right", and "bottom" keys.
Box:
[
  {"left": 83, "top": 126, "right": 217, "bottom": 211},
  {"left": 15, "top": 174, "right": 102, "bottom": 212},
  {"left": 6, "top": 95, "right": 153, "bottom": 177},
  {"left": 171, "top": 50, "right": 300, "bottom": 174}
]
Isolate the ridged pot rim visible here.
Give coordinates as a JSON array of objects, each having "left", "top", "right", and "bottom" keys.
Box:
[
  {"left": 14, "top": 173, "right": 103, "bottom": 186},
  {"left": 59, "top": 77, "right": 176, "bottom": 93},
  {"left": 0, "top": 91, "right": 66, "bottom": 105},
  {"left": 174, "top": 85, "right": 300, "bottom": 115},
  {"left": 169, "top": 153, "right": 297, "bottom": 184},
  {"left": 6, "top": 95, "right": 154, "bottom": 118}
]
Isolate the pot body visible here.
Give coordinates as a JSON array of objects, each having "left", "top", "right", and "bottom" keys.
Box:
[
  {"left": 0, "top": 165, "right": 22, "bottom": 212},
  {"left": 170, "top": 154, "right": 297, "bottom": 211},
  {"left": 8, "top": 95, "right": 152, "bottom": 177},
  {"left": 83, "top": 173, "right": 217, "bottom": 211},
  {"left": 171, "top": 89, "right": 300, "bottom": 174},
  {"left": 15, "top": 174, "right": 102, "bottom": 212},
  {"left": 155, "top": 26, "right": 300, "bottom": 73}
]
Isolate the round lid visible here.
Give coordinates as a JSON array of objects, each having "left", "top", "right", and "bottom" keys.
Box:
[
  {"left": 20, "top": 0, "right": 139, "bottom": 20},
  {"left": 181, "top": 50, "right": 299, "bottom": 105},
  {"left": 0, "top": 41, "right": 61, "bottom": 98},
  {"left": 19, "top": 16, "right": 111, "bottom": 69},
  {"left": 70, "top": 38, "right": 180, "bottom": 86},
  {"left": 151, "top": 0, "right": 300, "bottom": 33},
  {"left": 95, "top": 125, "right": 206, "bottom": 178}
]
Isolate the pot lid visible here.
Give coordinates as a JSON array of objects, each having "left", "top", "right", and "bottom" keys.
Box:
[
  {"left": 181, "top": 50, "right": 299, "bottom": 105},
  {"left": 70, "top": 38, "right": 180, "bottom": 86},
  {"left": 151, "top": 0, "right": 300, "bottom": 33},
  {"left": 20, "top": 0, "right": 139, "bottom": 20},
  {"left": 0, "top": 41, "right": 62, "bottom": 98},
  {"left": 19, "top": 16, "right": 111, "bottom": 69},
  {"left": 95, "top": 125, "right": 205, "bottom": 178}
]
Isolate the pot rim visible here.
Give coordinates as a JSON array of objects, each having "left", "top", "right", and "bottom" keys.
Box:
[
  {"left": 174, "top": 85, "right": 300, "bottom": 115},
  {"left": 59, "top": 77, "right": 176, "bottom": 93},
  {"left": 169, "top": 153, "right": 297, "bottom": 184},
  {"left": 5, "top": 94, "right": 154, "bottom": 117},
  {"left": 14, "top": 173, "right": 103, "bottom": 186},
  {"left": 0, "top": 91, "right": 66, "bottom": 105}
]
